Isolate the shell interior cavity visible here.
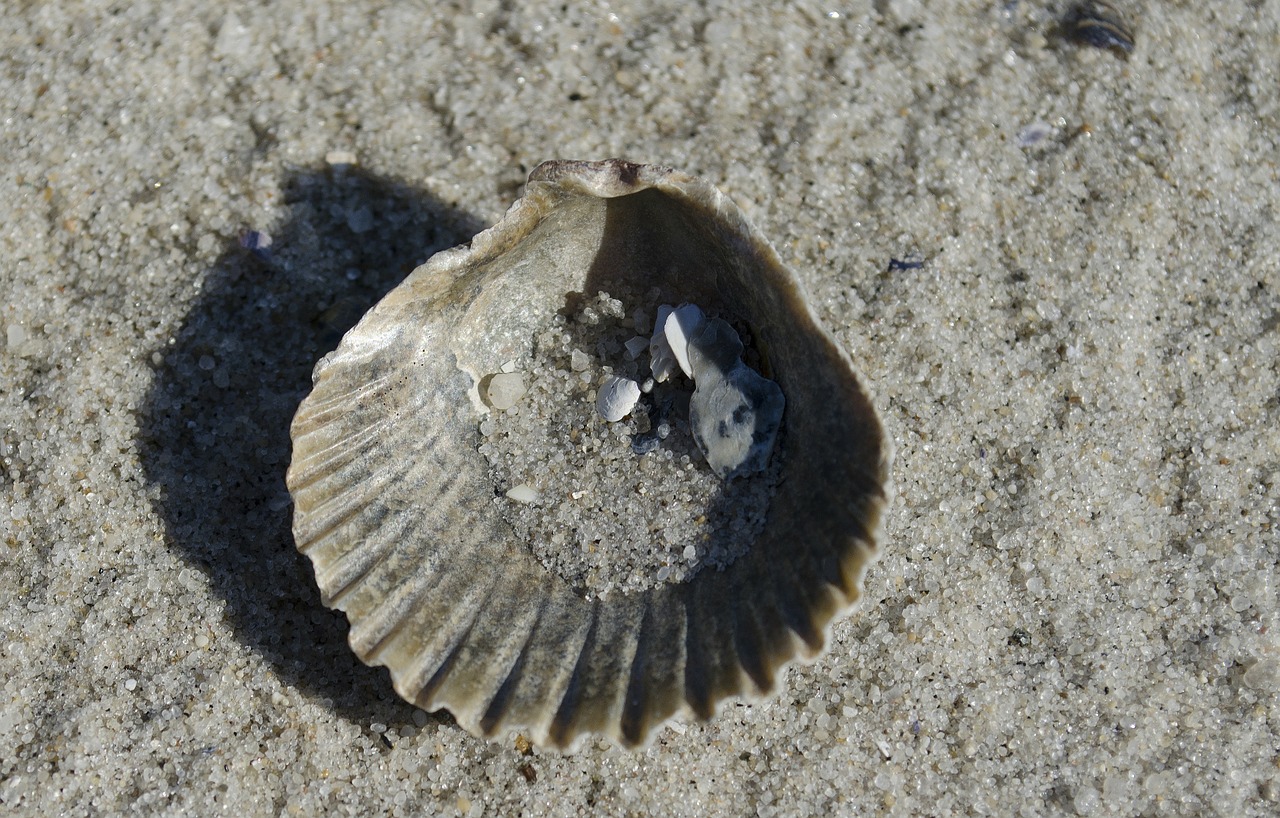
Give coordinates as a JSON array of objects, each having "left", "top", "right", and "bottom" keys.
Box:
[{"left": 287, "top": 159, "right": 890, "bottom": 751}]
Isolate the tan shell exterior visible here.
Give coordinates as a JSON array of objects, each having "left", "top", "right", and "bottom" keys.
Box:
[{"left": 287, "top": 159, "right": 890, "bottom": 751}]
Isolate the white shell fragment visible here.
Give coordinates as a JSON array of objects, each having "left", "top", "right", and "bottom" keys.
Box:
[
  {"left": 687, "top": 318, "right": 785, "bottom": 480},
  {"left": 596, "top": 375, "right": 642, "bottom": 422},
  {"left": 505, "top": 483, "right": 539, "bottom": 503},
  {"left": 648, "top": 304, "right": 679, "bottom": 382},
  {"left": 664, "top": 303, "right": 706, "bottom": 379},
  {"left": 287, "top": 159, "right": 889, "bottom": 752},
  {"left": 482, "top": 372, "right": 526, "bottom": 411}
]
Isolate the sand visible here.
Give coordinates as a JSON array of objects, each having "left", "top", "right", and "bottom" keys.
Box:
[{"left": 2, "top": 1, "right": 1278, "bottom": 815}]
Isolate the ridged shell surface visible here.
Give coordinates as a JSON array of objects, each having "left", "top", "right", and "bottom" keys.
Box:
[{"left": 287, "top": 159, "right": 890, "bottom": 751}]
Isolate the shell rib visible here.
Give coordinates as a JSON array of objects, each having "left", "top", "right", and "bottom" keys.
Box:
[{"left": 287, "top": 159, "right": 890, "bottom": 751}]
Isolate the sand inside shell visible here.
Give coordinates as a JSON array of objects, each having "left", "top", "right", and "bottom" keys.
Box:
[{"left": 476, "top": 290, "right": 783, "bottom": 598}]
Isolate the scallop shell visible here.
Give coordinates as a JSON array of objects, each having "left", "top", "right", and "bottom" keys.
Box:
[{"left": 287, "top": 159, "right": 890, "bottom": 751}]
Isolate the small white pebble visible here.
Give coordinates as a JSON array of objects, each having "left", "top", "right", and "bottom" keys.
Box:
[
  {"left": 484, "top": 372, "right": 527, "bottom": 411},
  {"left": 570, "top": 349, "right": 590, "bottom": 372},
  {"left": 124, "top": 678, "right": 138, "bottom": 691},
  {"left": 596, "top": 375, "right": 641, "bottom": 422}
]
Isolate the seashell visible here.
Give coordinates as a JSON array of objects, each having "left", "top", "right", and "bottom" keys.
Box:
[{"left": 287, "top": 159, "right": 890, "bottom": 751}]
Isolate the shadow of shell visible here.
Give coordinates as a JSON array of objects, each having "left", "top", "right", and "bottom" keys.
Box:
[{"left": 287, "top": 159, "right": 890, "bottom": 751}]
